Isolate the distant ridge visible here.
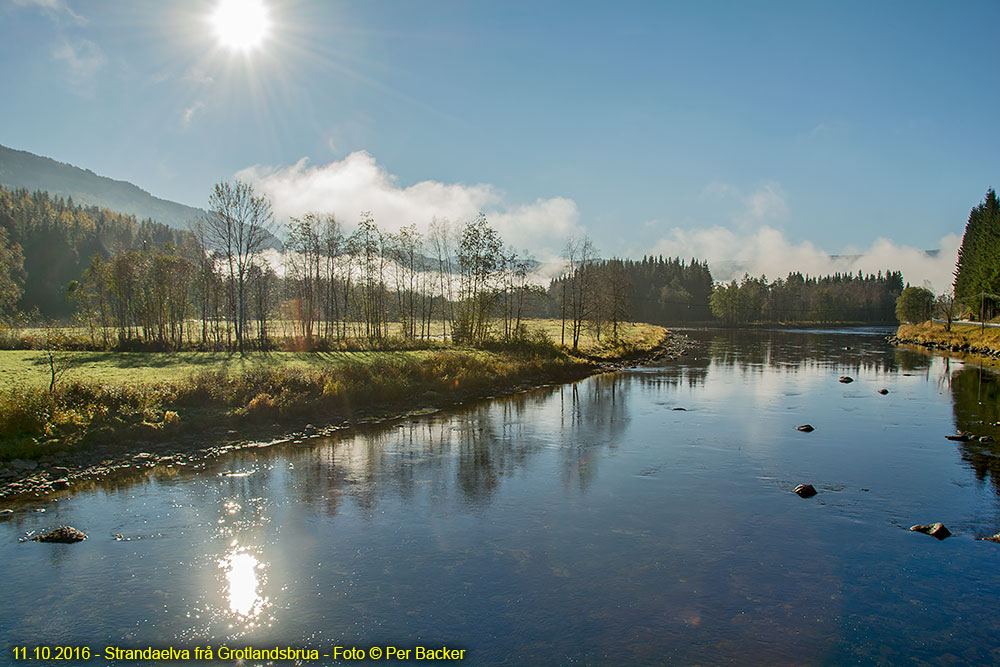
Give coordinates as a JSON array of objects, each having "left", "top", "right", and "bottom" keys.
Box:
[{"left": 0, "top": 143, "right": 205, "bottom": 229}]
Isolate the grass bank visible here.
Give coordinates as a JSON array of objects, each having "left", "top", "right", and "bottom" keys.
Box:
[
  {"left": 893, "top": 321, "right": 1000, "bottom": 359},
  {"left": 0, "top": 321, "right": 672, "bottom": 464}
]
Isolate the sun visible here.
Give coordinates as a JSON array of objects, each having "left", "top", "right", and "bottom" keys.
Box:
[{"left": 210, "top": 0, "right": 271, "bottom": 52}]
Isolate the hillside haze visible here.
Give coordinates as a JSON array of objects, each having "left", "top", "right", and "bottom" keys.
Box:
[{"left": 0, "top": 144, "right": 204, "bottom": 229}]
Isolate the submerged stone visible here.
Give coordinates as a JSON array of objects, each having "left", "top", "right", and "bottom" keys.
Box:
[
  {"left": 30, "top": 526, "right": 87, "bottom": 543},
  {"left": 795, "top": 424, "right": 815, "bottom": 432},
  {"left": 909, "top": 523, "right": 951, "bottom": 540},
  {"left": 793, "top": 484, "right": 817, "bottom": 498},
  {"left": 878, "top": 389, "right": 889, "bottom": 395},
  {"left": 838, "top": 376, "right": 854, "bottom": 384},
  {"left": 945, "top": 433, "right": 971, "bottom": 442}
]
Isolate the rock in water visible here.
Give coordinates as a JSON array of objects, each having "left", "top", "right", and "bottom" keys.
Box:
[
  {"left": 30, "top": 526, "right": 87, "bottom": 543},
  {"left": 878, "top": 389, "right": 889, "bottom": 395},
  {"left": 945, "top": 433, "right": 971, "bottom": 442},
  {"left": 977, "top": 532, "right": 1000, "bottom": 543},
  {"left": 838, "top": 376, "right": 854, "bottom": 384},
  {"left": 795, "top": 424, "right": 815, "bottom": 432},
  {"left": 793, "top": 484, "right": 817, "bottom": 498},
  {"left": 909, "top": 523, "right": 951, "bottom": 540}
]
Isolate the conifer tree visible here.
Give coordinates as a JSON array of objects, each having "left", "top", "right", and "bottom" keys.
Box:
[{"left": 954, "top": 188, "right": 1000, "bottom": 316}]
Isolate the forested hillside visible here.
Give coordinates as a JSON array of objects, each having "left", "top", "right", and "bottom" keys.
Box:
[
  {"left": 0, "top": 185, "right": 190, "bottom": 317},
  {"left": 0, "top": 144, "right": 204, "bottom": 229}
]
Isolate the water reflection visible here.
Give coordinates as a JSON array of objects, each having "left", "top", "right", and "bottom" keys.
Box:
[
  {"left": 9, "top": 327, "right": 1000, "bottom": 664},
  {"left": 218, "top": 546, "right": 267, "bottom": 621},
  {"left": 696, "top": 327, "right": 911, "bottom": 376},
  {"left": 950, "top": 361, "right": 1000, "bottom": 494}
]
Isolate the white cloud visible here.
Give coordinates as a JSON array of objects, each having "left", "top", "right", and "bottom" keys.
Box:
[
  {"left": 52, "top": 38, "right": 106, "bottom": 86},
  {"left": 182, "top": 101, "right": 205, "bottom": 126},
  {"left": 668, "top": 179, "right": 957, "bottom": 292},
  {"left": 182, "top": 65, "right": 215, "bottom": 86},
  {"left": 12, "top": 0, "right": 85, "bottom": 24},
  {"left": 702, "top": 181, "right": 789, "bottom": 226},
  {"left": 236, "top": 151, "right": 583, "bottom": 257},
  {"left": 651, "top": 225, "right": 961, "bottom": 294}
]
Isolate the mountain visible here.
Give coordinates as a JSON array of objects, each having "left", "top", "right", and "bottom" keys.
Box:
[{"left": 0, "top": 143, "right": 205, "bottom": 229}]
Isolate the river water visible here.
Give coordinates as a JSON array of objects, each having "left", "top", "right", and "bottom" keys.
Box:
[{"left": 3, "top": 328, "right": 1000, "bottom": 666}]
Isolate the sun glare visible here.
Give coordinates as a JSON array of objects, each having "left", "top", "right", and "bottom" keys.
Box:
[{"left": 211, "top": 0, "right": 271, "bottom": 52}]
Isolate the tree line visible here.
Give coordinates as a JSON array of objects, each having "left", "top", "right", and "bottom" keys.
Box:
[
  {"left": 2, "top": 180, "right": 627, "bottom": 351},
  {"left": 546, "top": 255, "right": 714, "bottom": 343},
  {"left": 0, "top": 179, "right": 923, "bottom": 343},
  {"left": 709, "top": 271, "right": 905, "bottom": 325}
]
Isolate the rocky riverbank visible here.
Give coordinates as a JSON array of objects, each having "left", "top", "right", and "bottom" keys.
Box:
[{"left": 0, "top": 332, "right": 694, "bottom": 501}]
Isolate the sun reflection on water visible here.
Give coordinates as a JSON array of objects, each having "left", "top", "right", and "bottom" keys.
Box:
[{"left": 218, "top": 546, "right": 268, "bottom": 623}]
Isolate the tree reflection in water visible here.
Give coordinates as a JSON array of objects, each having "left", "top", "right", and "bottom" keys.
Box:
[
  {"left": 949, "top": 360, "right": 1000, "bottom": 495},
  {"left": 703, "top": 328, "right": 906, "bottom": 377}
]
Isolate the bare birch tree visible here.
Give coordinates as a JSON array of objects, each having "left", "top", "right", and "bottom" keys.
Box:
[{"left": 205, "top": 180, "right": 273, "bottom": 354}]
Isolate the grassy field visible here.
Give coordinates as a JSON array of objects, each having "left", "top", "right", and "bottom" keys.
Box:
[
  {"left": 0, "top": 319, "right": 669, "bottom": 460},
  {"left": 0, "top": 319, "right": 667, "bottom": 390}
]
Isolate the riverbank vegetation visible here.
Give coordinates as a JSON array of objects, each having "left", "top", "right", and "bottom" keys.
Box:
[{"left": 0, "top": 320, "right": 668, "bottom": 461}]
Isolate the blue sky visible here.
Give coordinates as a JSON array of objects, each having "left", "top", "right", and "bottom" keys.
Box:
[{"left": 0, "top": 0, "right": 997, "bottom": 289}]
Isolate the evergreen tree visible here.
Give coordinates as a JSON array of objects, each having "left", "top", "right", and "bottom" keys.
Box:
[{"left": 954, "top": 188, "right": 1000, "bottom": 318}]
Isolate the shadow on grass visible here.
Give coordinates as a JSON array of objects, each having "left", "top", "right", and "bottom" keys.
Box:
[
  {"left": 29, "top": 351, "right": 246, "bottom": 371},
  {"left": 26, "top": 349, "right": 437, "bottom": 374}
]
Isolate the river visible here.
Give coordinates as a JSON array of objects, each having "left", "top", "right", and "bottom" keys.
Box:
[{"left": 3, "top": 328, "right": 1000, "bottom": 665}]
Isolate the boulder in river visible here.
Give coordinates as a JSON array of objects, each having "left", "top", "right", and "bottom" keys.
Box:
[
  {"left": 878, "top": 389, "right": 889, "bottom": 395},
  {"left": 793, "top": 484, "right": 817, "bottom": 498},
  {"left": 909, "top": 523, "right": 951, "bottom": 540},
  {"left": 29, "top": 526, "right": 87, "bottom": 543},
  {"left": 795, "top": 424, "right": 815, "bottom": 432},
  {"left": 977, "top": 532, "right": 1000, "bottom": 543},
  {"left": 945, "top": 433, "right": 972, "bottom": 442},
  {"left": 838, "top": 376, "right": 854, "bottom": 384}
]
